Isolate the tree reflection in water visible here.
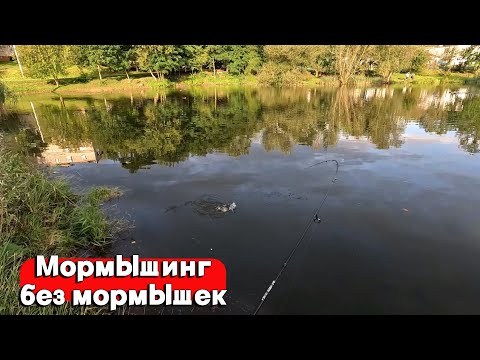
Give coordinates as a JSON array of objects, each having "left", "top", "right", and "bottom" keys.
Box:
[{"left": 5, "top": 85, "right": 479, "bottom": 172}]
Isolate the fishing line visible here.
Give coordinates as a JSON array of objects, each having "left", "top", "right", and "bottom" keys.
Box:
[{"left": 253, "top": 159, "right": 339, "bottom": 315}]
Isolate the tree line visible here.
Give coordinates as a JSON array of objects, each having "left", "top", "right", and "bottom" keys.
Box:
[
  {"left": 14, "top": 45, "right": 480, "bottom": 87},
  {"left": 16, "top": 45, "right": 264, "bottom": 86}
]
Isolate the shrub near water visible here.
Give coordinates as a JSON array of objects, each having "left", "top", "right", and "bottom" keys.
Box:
[{"left": 0, "top": 151, "right": 122, "bottom": 314}]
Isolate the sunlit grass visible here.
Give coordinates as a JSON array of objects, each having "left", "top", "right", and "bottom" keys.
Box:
[
  {"left": 2, "top": 60, "right": 479, "bottom": 94},
  {"left": 391, "top": 72, "right": 478, "bottom": 85},
  {"left": 0, "top": 245, "right": 104, "bottom": 315},
  {"left": 0, "top": 150, "right": 126, "bottom": 314}
]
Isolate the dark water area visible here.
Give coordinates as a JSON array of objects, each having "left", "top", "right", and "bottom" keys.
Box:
[{"left": 2, "top": 85, "right": 480, "bottom": 314}]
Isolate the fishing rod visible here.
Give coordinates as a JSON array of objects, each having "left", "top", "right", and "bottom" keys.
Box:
[{"left": 253, "top": 159, "right": 339, "bottom": 315}]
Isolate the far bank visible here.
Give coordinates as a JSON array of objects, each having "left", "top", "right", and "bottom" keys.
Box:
[{"left": 1, "top": 62, "right": 479, "bottom": 95}]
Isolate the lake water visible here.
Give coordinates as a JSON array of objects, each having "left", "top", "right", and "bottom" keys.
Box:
[{"left": 3, "top": 85, "right": 480, "bottom": 314}]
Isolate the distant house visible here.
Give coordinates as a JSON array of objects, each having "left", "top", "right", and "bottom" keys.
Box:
[
  {"left": 0, "top": 45, "right": 14, "bottom": 62},
  {"left": 425, "top": 45, "right": 474, "bottom": 67}
]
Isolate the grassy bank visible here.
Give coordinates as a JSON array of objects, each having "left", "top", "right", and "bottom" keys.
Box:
[
  {"left": 1, "top": 61, "right": 479, "bottom": 95},
  {"left": 390, "top": 72, "right": 479, "bottom": 86},
  {"left": 0, "top": 150, "right": 124, "bottom": 314},
  {"left": 0, "top": 62, "right": 254, "bottom": 94}
]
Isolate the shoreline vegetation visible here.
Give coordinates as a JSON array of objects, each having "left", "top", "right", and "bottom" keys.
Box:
[
  {"left": 1, "top": 44, "right": 479, "bottom": 95},
  {"left": 0, "top": 149, "right": 125, "bottom": 314},
  {"left": 1, "top": 61, "right": 478, "bottom": 95}
]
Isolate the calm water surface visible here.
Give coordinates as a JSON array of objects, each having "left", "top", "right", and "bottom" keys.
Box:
[{"left": 3, "top": 86, "right": 480, "bottom": 314}]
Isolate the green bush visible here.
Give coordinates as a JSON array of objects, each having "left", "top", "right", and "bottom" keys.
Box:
[{"left": 257, "top": 62, "right": 312, "bottom": 86}]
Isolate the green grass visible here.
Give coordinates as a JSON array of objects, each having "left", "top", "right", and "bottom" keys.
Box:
[
  {"left": 179, "top": 71, "right": 250, "bottom": 86},
  {"left": 0, "top": 247, "right": 104, "bottom": 314},
  {"left": 0, "top": 62, "right": 251, "bottom": 93},
  {"left": 0, "top": 61, "right": 172, "bottom": 94},
  {"left": 2, "top": 60, "right": 480, "bottom": 94},
  {"left": 304, "top": 75, "right": 385, "bottom": 87},
  {"left": 390, "top": 72, "right": 478, "bottom": 86},
  {"left": 0, "top": 150, "right": 125, "bottom": 314},
  {"left": 0, "top": 62, "right": 84, "bottom": 93},
  {"left": 86, "top": 187, "right": 123, "bottom": 205}
]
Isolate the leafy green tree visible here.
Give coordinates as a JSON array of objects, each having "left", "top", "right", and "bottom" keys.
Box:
[
  {"left": 135, "top": 45, "right": 185, "bottom": 80},
  {"left": 135, "top": 45, "right": 157, "bottom": 79},
  {"left": 221, "top": 45, "right": 264, "bottom": 75},
  {"left": 303, "top": 45, "right": 333, "bottom": 77},
  {"left": 224, "top": 46, "right": 249, "bottom": 75},
  {"left": 82, "top": 45, "right": 133, "bottom": 80},
  {"left": 373, "top": 45, "right": 416, "bottom": 83},
  {"left": 244, "top": 45, "right": 264, "bottom": 75},
  {"left": 114, "top": 46, "right": 135, "bottom": 80},
  {"left": 204, "top": 45, "right": 229, "bottom": 77},
  {"left": 175, "top": 45, "right": 192, "bottom": 73},
  {"left": 257, "top": 46, "right": 307, "bottom": 86},
  {"left": 460, "top": 45, "right": 480, "bottom": 74},
  {"left": 65, "top": 45, "right": 88, "bottom": 67},
  {"left": 16, "top": 45, "right": 68, "bottom": 86},
  {"left": 184, "top": 45, "right": 262, "bottom": 76},
  {"left": 410, "top": 47, "right": 429, "bottom": 73},
  {"left": 186, "top": 45, "right": 209, "bottom": 73},
  {"left": 439, "top": 47, "right": 459, "bottom": 75},
  {"left": 263, "top": 45, "right": 302, "bottom": 68},
  {"left": 332, "top": 45, "right": 370, "bottom": 86}
]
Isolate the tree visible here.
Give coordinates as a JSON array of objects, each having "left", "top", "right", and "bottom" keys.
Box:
[
  {"left": 410, "top": 47, "right": 429, "bottom": 73},
  {"left": 332, "top": 45, "right": 370, "bottom": 86},
  {"left": 82, "top": 45, "right": 133, "bottom": 80},
  {"left": 114, "top": 46, "right": 135, "bottom": 81},
  {"left": 135, "top": 45, "right": 185, "bottom": 80},
  {"left": 460, "top": 45, "right": 480, "bottom": 74},
  {"left": 257, "top": 46, "right": 306, "bottom": 86},
  {"left": 204, "top": 45, "right": 229, "bottom": 77},
  {"left": 373, "top": 45, "right": 416, "bottom": 83},
  {"left": 264, "top": 45, "right": 301, "bottom": 67},
  {"left": 181, "top": 45, "right": 230, "bottom": 77},
  {"left": 16, "top": 45, "right": 68, "bottom": 86},
  {"left": 439, "top": 46, "right": 459, "bottom": 75},
  {"left": 222, "top": 45, "right": 264, "bottom": 75},
  {"left": 244, "top": 45, "right": 264, "bottom": 75},
  {"left": 302, "top": 45, "right": 333, "bottom": 77},
  {"left": 65, "top": 45, "right": 89, "bottom": 67},
  {"left": 135, "top": 45, "right": 157, "bottom": 79},
  {"left": 224, "top": 46, "right": 249, "bottom": 75},
  {"left": 187, "top": 45, "right": 209, "bottom": 73}
]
